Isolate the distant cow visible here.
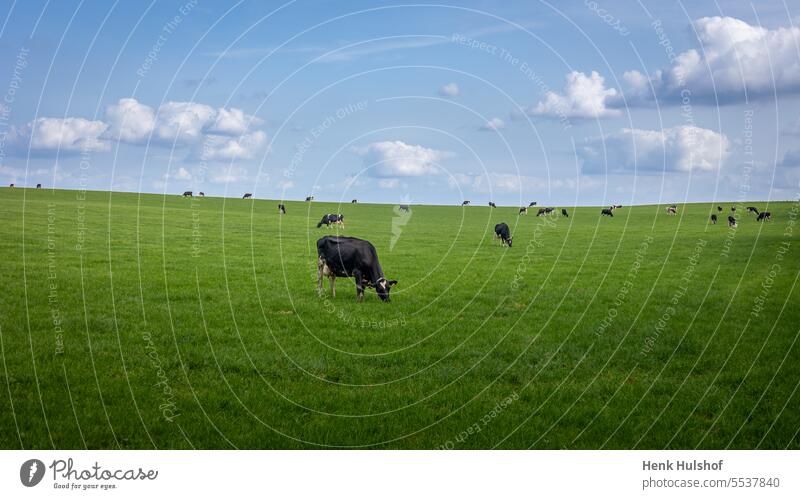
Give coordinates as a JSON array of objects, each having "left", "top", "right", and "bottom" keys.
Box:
[
  {"left": 182, "top": 191, "right": 192, "bottom": 197},
  {"left": 278, "top": 203, "right": 286, "bottom": 214},
  {"left": 666, "top": 206, "right": 677, "bottom": 215},
  {"left": 317, "top": 236, "right": 397, "bottom": 302},
  {"left": 243, "top": 193, "right": 253, "bottom": 199},
  {"left": 731, "top": 206, "right": 736, "bottom": 212},
  {"left": 9, "top": 183, "right": 14, "bottom": 188},
  {"left": 519, "top": 207, "right": 527, "bottom": 214},
  {"left": 351, "top": 199, "right": 358, "bottom": 204},
  {"left": 398, "top": 204, "right": 410, "bottom": 212},
  {"left": 494, "top": 223, "right": 512, "bottom": 247},
  {"left": 710, "top": 214, "right": 717, "bottom": 224},
  {"left": 317, "top": 213, "right": 344, "bottom": 228},
  {"left": 305, "top": 196, "right": 314, "bottom": 202},
  {"left": 489, "top": 202, "right": 496, "bottom": 208},
  {"left": 746, "top": 206, "right": 759, "bottom": 214},
  {"left": 198, "top": 192, "right": 205, "bottom": 197},
  {"left": 528, "top": 201, "right": 537, "bottom": 207},
  {"left": 756, "top": 211, "right": 771, "bottom": 221},
  {"left": 612, "top": 205, "right": 622, "bottom": 209},
  {"left": 601, "top": 208, "right": 614, "bottom": 217},
  {"left": 36, "top": 183, "right": 42, "bottom": 188},
  {"left": 536, "top": 208, "right": 547, "bottom": 216},
  {"left": 717, "top": 206, "right": 723, "bottom": 212},
  {"left": 728, "top": 215, "right": 737, "bottom": 227},
  {"left": 462, "top": 200, "right": 470, "bottom": 206},
  {"left": 561, "top": 208, "right": 569, "bottom": 217}
]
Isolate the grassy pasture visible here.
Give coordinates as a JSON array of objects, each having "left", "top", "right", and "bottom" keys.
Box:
[{"left": 0, "top": 187, "right": 798, "bottom": 449}]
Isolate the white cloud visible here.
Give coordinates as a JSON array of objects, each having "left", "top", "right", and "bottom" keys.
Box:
[
  {"left": 174, "top": 167, "right": 192, "bottom": 180},
  {"left": 195, "top": 130, "right": 268, "bottom": 161},
  {"left": 627, "top": 17, "right": 800, "bottom": 102},
  {"left": 153, "top": 101, "right": 216, "bottom": 144},
  {"left": 353, "top": 140, "right": 451, "bottom": 177},
  {"left": 11, "top": 117, "right": 109, "bottom": 153},
  {"left": 208, "top": 107, "right": 263, "bottom": 136},
  {"left": 480, "top": 118, "right": 506, "bottom": 131},
  {"left": 531, "top": 71, "right": 620, "bottom": 119},
  {"left": 579, "top": 125, "right": 731, "bottom": 174},
  {"left": 438, "top": 82, "right": 460, "bottom": 97},
  {"left": 104, "top": 98, "right": 155, "bottom": 143},
  {"left": 210, "top": 164, "right": 250, "bottom": 184}
]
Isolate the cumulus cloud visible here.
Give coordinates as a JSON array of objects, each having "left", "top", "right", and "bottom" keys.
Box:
[
  {"left": 438, "top": 82, "right": 460, "bottom": 97},
  {"left": 531, "top": 71, "right": 620, "bottom": 119},
  {"left": 10, "top": 117, "right": 109, "bottom": 154},
  {"left": 194, "top": 130, "right": 268, "bottom": 161},
  {"left": 479, "top": 118, "right": 506, "bottom": 131},
  {"left": 353, "top": 140, "right": 452, "bottom": 177},
  {"left": 104, "top": 98, "right": 263, "bottom": 146},
  {"left": 209, "top": 164, "right": 251, "bottom": 184},
  {"left": 579, "top": 125, "right": 731, "bottom": 174},
  {"left": 626, "top": 17, "right": 800, "bottom": 103}
]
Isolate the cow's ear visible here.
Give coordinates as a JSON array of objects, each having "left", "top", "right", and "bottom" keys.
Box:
[{"left": 387, "top": 280, "right": 398, "bottom": 286}]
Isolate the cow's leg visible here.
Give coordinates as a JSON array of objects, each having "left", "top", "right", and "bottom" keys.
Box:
[
  {"left": 330, "top": 276, "right": 336, "bottom": 298},
  {"left": 353, "top": 270, "right": 364, "bottom": 302},
  {"left": 317, "top": 257, "right": 325, "bottom": 296}
]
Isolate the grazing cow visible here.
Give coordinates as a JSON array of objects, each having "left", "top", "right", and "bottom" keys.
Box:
[
  {"left": 710, "top": 214, "right": 717, "bottom": 224},
  {"left": 398, "top": 204, "right": 410, "bottom": 212},
  {"left": 243, "top": 193, "right": 253, "bottom": 199},
  {"left": 462, "top": 200, "right": 470, "bottom": 206},
  {"left": 182, "top": 191, "right": 192, "bottom": 197},
  {"left": 561, "top": 208, "right": 569, "bottom": 217},
  {"left": 613, "top": 204, "right": 622, "bottom": 209},
  {"left": 731, "top": 206, "right": 736, "bottom": 212},
  {"left": 756, "top": 211, "right": 771, "bottom": 221},
  {"left": 198, "top": 192, "right": 205, "bottom": 197},
  {"left": 728, "top": 215, "right": 737, "bottom": 227},
  {"left": 717, "top": 206, "right": 723, "bottom": 212},
  {"left": 317, "top": 236, "right": 397, "bottom": 302},
  {"left": 666, "top": 206, "right": 677, "bottom": 215},
  {"left": 529, "top": 201, "right": 537, "bottom": 207},
  {"left": 9, "top": 183, "right": 14, "bottom": 188},
  {"left": 278, "top": 203, "right": 286, "bottom": 214},
  {"left": 489, "top": 202, "right": 496, "bottom": 208},
  {"left": 351, "top": 199, "right": 357, "bottom": 204},
  {"left": 601, "top": 208, "right": 614, "bottom": 217},
  {"left": 519, "top": 207, "right": 527, "bottom": 214},
  {"left": 746, "top": 206, "right": 759, "bottom": 214},
  {"left": 317, "top": 213, "right": 344, "bottom": 228},
  {"left": 536, "top": 208, "right": 547, "bottom": 216},
  {"left": 494, "top": 223, "right": 512, "bottom": 247},
  {"left": 36, "top": 183, "right": 42, "bottom": 188},
  {"left": 545, "top": 207, "right": 554, "bottom": 214},
  {"left": 305, "top": 196, "right": 314, "bottom": 202}
]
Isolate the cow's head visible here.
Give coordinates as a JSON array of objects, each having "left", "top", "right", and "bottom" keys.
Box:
[
  {"left": 375, "top": 278, "right": 398, "bottom": 302},
  {"left": 506, "top": 237, "right": 513, "bottom": 247}
]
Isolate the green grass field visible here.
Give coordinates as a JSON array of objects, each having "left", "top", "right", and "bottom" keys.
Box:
[{"left": 1, "top": 187, "right": 798, "bottom": 449}]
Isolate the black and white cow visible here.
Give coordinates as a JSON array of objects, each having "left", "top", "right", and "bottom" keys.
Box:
[
  {"left": 182, "top": 191, "right": 192, "bottom": 197},
  {"left": 243, "top": 193, "right": 253, "bottom": 199},
  {"left": 757, "top": 211, "right": 771, "bottom": 221},
  {"left": 731, "top": 206, "right": 736, "bottom": 212},
  {"left": 519, "top": 207, "right": 527, "bottom": 214},
  {"left": 666, "top": 206, "right": 677, "bottom": 215},
  {"left": 494, "top": 223, "right": 512, "bottom": 247},
  {"left": 529, "top": 201, "right": 537, "bottom": 207},
  {"left": 36, "top": 183, "right": 42, "bottom": 188},
  {"left": 536, "top": 208, "right": 547, "bottom": 216},
  {"left": 710, "top": 214, "right": 717, "bottom": 224},
  {"left": 278, "top": 203, "right": 286, "bottom": 214},
  {"left": 462, "top": 200, "right": 471, "bottom": 206},
  {"left": 728, "top": 215, "right": 737, "bottom": 227},
  {"left": 317, "top": 213, "right": 344, "bottom": 228},
  {"left": 305, "top": 196, "right": 314, "bottom": 202},
  {"left": 398, "top": 204, "right": 410, "bottom": 212},
  {"left": 351, "top": 199, "right": 358, "bottom": 204},
  {"left": 601, "top": 208, "right": 614, "bottom": 217},
  {"left": 717, "top": 206, "right": 723, "bottom": 212},
  {"left": 198, "top": 192, "right": 205, "bottom": 197},
  {"left": 746, "top": 206, "right": 759, "bottom": 214},
  {"left": 9, "top": 183, "right": 14, "bottom": 188},
  {"left": 561, "top": 208, "right": 569, "bottom": 217},
  {"left": 317, "top": 236, "right": 397, "bottom": 302},
  {"left": 489, "top": 202, "right": 496, "bottom": 208}
]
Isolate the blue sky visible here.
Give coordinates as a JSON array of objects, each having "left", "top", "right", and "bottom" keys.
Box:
[{"left": 0, "top": 0, "right": 798, "bottom": 205}]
